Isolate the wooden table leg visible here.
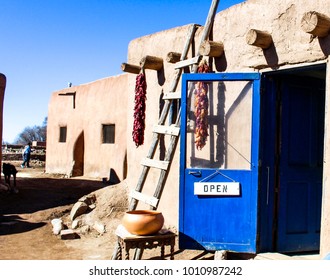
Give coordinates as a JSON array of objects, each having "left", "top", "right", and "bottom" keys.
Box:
[
  {"left": 134, "top": 248, "right": 144, "bottom": 260},
  {"left": 124, "top": 249, "right": 130, "bottom": 260},
  {"left": 112, "top": 241, "right": 122, "bottom": 260},
  {"left": 170, "top": 238, "right": 175, "bottom": 260},
  {"left": 160, "top": 245, "right": 165, "bottom": 259}
]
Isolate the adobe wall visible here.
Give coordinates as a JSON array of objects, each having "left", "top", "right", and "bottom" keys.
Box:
[
  {"left": 0, "top": 73, "right": 6, "bottom": 175},
  {"left": 125, "top": 0, "right": 330, "bottom": 256},
  {"left": 46, "top": 74, "right": 128, "bottom": 180}
]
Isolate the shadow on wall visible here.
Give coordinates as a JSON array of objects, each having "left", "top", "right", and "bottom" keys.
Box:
[
  {"left": 262, "top": 42, "right": 279, "bottom": 70},
  {"left": 319, "top": 34, "right": 330, "bottom": 55},
  {"left": 103, "top": 168, "right": 121, "bottom": 185}
]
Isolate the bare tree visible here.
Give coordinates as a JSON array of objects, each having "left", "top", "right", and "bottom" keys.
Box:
[{"left": 14, "top": 117, "right": 47, "bottom": 145}]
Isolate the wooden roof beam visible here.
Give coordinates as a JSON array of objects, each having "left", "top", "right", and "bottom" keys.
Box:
[
  {"left": 166, "top": 52, "right": 182, "bottom": 64},
  {"left": 246, "top": 29, "right": 273, "bottom": 49},
  {"left": 121, "top": 63, "right": 141, "bottom": 74},
  {"left": 199, "top": 40, "right": 224, "bottom": 57},
  {"left": 301, "top": 11, "right": 330, "bottom": 38},
  {"left": 140, "top": 55, "right": 163, "bottom": 71}
]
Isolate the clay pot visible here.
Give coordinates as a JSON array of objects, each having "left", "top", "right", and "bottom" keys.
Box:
[{"left": 122, "top": 210, "right": 164, "bottom": 235}]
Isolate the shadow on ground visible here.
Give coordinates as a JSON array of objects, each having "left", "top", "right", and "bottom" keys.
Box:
[{"left": 0, "top": 177, "right": 104, "bottom": 215}]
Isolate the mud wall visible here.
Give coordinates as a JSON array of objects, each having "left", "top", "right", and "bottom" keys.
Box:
[{"left": 46, "top": 74, "right": 128, "bottom": 180}]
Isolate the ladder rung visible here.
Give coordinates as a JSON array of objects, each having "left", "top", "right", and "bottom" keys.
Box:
[
  {"left": 141, "top": 158, "right": 169, "bottom": 170},
  {"left": 163, "top": 91, "right": 181, "bottom": 99},
  {"left": 130, "top": 190, "right": 159, "bottom": 208},
  {"left": 153, "top": 124, "right": 180, "bottom": 136},
  {"left": 174, "top": 56, "right": 202, "bottom": 69}
]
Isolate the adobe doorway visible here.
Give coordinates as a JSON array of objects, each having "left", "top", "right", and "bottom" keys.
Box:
[
  {"left": 259, "top": 64, "right": 325, "bottom": 253},
  {"left": 72, "top": 131, "right": 84, "bottom": 177}
]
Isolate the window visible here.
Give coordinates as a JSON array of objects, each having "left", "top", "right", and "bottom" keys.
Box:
[
  {"left": 185, "top": 80, "right": 253, "bottom": 170},
  {"left": 59, "top": 126, "right": 67, "bottom": 143},
  {"left": 102, "top": 124, "right": 115, "bottom": 144}
]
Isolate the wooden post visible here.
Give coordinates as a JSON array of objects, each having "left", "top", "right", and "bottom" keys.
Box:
[
  {"left": 199, "top": 40, "right": 224, "bottom": 57},
  {"left": 121, "top": 63, "right": 141, "bottom": 74},
  {"left": 140, "top": 55, "right": 163, "bottom": 71},
  {"left": 166, "top": 52, "right": 182, "bottom": 63},
  {"left": 246, "top": 29, "right": 273, "bottom": 49},
  {"left": 301, "top": 11, "right": 330, "bottom": 37}
]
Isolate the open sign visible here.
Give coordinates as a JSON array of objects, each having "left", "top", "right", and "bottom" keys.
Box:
[{"left": 194, "top": 182, "right": 240, "bottom": 196}]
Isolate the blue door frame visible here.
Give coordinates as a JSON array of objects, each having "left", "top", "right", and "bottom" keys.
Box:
[{"left": 179, "top": 73, "right": 261, "bottom": 253}]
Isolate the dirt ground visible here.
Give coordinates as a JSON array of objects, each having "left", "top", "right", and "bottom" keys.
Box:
[{"left": 0, "top": 161, "right": 219, "bottom": 260}]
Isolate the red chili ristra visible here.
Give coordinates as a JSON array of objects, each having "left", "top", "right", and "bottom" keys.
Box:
[
  {"left": 194, "top": 61, "right": 210, "bottom": 150},
  {"left": 132, "top": 73, "right": 147, "bottom": 147}
]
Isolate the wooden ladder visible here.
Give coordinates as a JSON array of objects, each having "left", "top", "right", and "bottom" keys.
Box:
[{"left": 112, "top": 0, "right": 220, "bottom": 260}]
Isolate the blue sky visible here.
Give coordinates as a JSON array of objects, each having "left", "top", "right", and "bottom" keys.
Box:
[{"left": 0, "top": 0, "right": 244, "bottom": 143}]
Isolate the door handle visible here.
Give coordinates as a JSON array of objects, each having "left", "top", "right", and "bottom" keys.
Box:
[{"left": 188, "top": 171, "right": 201, "bottom": 177}]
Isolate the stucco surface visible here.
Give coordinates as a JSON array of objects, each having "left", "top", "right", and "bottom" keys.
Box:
[{"left": 46, "top": 74, "right": 128, "bottom": 179}]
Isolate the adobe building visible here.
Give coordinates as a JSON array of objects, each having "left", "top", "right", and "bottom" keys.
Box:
[
  {"left": 0, "top": 73, "right": 6, "bottom": 174},
  {"left": 46, "top": 0, "right": 330, "bottom": 257},
  {"left": 46, "top": 74, "right": 128, "bottom": 179}
]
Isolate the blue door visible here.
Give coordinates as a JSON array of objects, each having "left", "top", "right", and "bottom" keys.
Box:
[
  {"left": 179, "top": 73, "right": 260, "bottom": 253},
  {"left": 276, "top": 77, "right": 324, "bottom": 252}
]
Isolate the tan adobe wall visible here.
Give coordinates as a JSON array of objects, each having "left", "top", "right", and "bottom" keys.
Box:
[
  {"left": 46, "top": 74, "right": 128, "bottom": 179},
  {"left": 212, "top": 0, "right": 330, "bottom": 71},
  {"left": 125, "top": 0, "right": 330, "bottom": 255}
]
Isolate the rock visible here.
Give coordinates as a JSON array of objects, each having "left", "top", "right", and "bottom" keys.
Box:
[
  {"left": 89, "top": 204, "right": 96, "bottom": 210},
  {"left": 71, "top": 219, "right": 82, "bottom": 229},
  {"left": 79, "top": 225, "right": 90, "bottom": 234},
  {"left": 93, "top": 221, "right": 106, "bottom": 234},
  {"left": 51, "top": 218, "right": 64, "bottom": 235},
  {"left": 214, "top": 250, "right": 228, "bottom": 260},
  {"left": 82, "top": 212, "right": 95, "bottom": 227},
  {"left": 78, "top": 194, "right": 96, "bottom": 205},
  {"left": 70, "top": 201, "right": 89, "bottom": 221},
  {"left": 60, "top": 229, "right": 78, "bottom": 240}
]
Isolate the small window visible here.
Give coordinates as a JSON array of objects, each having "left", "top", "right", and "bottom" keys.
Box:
[
  {"left": 59, "top": 126, "right": 67, "bottom": 143},
  {"left": 102, "top": 124, "right": 115, "bottom": 144}
]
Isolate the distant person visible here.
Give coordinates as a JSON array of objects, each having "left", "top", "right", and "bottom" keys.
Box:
[{"left": 21, "top": 142, "right": 32, "bottom": 168}]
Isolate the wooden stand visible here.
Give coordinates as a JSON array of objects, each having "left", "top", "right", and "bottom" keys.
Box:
[
  {"left": 301, "top": 11, "right": 330, "bottom": 37},
  {"left": 246, "top": 29, "right": 273, "bottom": 49},
  {"left": 114, "top": 225, "right": 175, "bottom": 260}
]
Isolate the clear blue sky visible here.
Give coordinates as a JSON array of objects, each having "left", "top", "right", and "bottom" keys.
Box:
[{"left": 0, "top": 0, "right": 244, "bottom": 143}]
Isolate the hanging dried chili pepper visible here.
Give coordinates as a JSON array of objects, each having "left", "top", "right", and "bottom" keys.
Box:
[
  {"left": 194, "top": 60, "right": 210, "bottom": 150},
  {"left": 132, "top": 72, "right": 147, "bottom": 147}
]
